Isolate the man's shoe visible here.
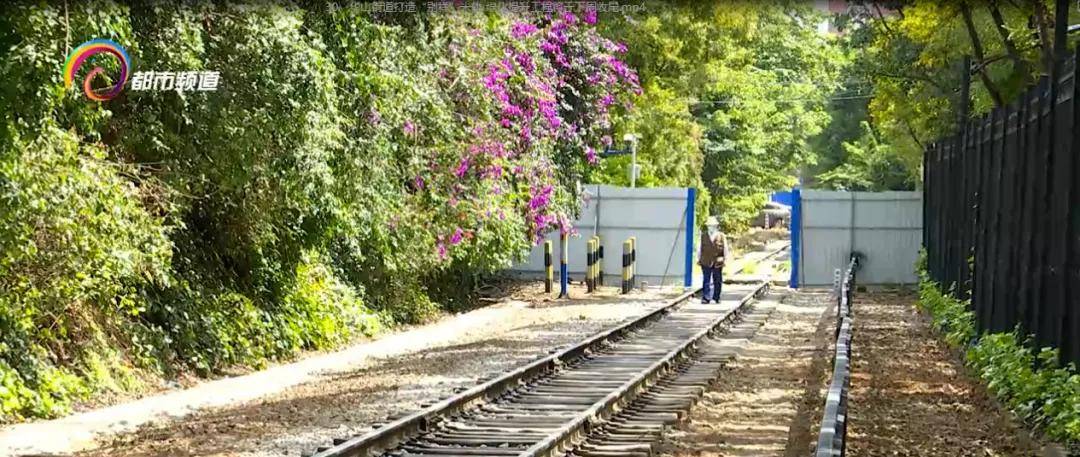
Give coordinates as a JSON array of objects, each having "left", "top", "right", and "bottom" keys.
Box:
[{"left": 701, "top": 299, "right": 710, "bottom": 304}]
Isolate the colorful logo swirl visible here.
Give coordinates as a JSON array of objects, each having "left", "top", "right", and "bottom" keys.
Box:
[{"left": 63, "top": 39, "right": 131, "bottom": 101}]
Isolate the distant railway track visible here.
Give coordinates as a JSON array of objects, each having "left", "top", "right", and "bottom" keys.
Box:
[{"left": 302, "top": 269, "right": 775, "bottom": 457}]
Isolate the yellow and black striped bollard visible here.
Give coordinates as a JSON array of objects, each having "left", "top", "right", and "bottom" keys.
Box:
[
  {"left": 630, "top": 236, "right": 637, "bottom": 290},
  {"left": 622, "top": 239, "right": 631, "bottom": 294},
  {"left": 587, "top": 236, "right": 596, "bottom": 293},
  {"left": 590, "top": 238, "right": 598, "bottom": 292}
]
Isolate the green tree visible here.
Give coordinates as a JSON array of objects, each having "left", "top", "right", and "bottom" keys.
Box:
[{"left": 601, "top": 2, "right": 841, "bottom": 231}]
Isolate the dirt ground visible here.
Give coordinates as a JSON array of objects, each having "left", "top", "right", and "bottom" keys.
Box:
[
  {"left": 72, "top": 285, "right": 678, "bottom": 457},
  {"left": 3, "top": 239, "right": 781, "bottom": 457},
  {"left": 657, "top": 288, "right": 836, "bottom": 457},
  {"left": 846, "top": 289, "right": 1041, "bottom": 457}
]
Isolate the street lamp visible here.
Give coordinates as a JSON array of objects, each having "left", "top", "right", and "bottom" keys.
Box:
[{"left": 599, "top": 133, "right": 640, "bottom": 187}]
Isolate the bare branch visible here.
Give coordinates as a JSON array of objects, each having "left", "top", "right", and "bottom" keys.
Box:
[
  {"left": 960, "top": 2, "right": 1006, "bottom": 107},
  {"left": 1031, "top": 0, "right": 1054, "bottom": 73},
  {"left": 987, "top": 1, "right": 1030, "bottom": 83}
]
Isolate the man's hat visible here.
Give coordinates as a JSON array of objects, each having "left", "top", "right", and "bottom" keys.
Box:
[{"left": 706, "top": 216, "right": 719, "bottom": 226}]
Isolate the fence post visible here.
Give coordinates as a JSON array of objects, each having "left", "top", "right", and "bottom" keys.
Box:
[
  {"left": 685, "top": 187, "right": 696, "bottom": 289},
  {"left": 790, "top": 187, "right": 802, "bottom": 288},
  {"left": 630, "top": 236, "right": 637, "bottom": 290},
  {"left": 544, "top": 240, "right": 553, "bottom": 294},
  {"left": 559, "top": 231, "right": 569, "bottom": 299}
]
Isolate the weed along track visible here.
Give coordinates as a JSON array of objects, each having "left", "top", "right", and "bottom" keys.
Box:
[{"left": 302, "top": 282, "right": 770, "bottom": 457}]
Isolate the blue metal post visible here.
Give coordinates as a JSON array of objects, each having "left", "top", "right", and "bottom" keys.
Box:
[
  {"left": 684, "top": 187, "right": 696, "bottom": 288},
  {"left": 790, "top": 187, "right": 802, "bottom": 288},
  {"left": 559, "top": 231, "right": 569, "bottom": 298}
]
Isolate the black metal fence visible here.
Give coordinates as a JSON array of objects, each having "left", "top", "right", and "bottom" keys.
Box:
[{"left": 923, "top": 48, "right": 1080, "bottom": 364}]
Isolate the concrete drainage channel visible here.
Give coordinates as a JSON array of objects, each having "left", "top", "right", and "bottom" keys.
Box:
[{"left": 302, "top": 281, "right": 769, "bottom": 457}]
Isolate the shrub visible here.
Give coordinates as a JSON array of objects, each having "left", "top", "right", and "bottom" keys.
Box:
[
  {"left": 916, "top": 250, "right": 1080, "bottom": 446},
  {"left": 0, "top": 4, "right": 639, "bottom": 421}
]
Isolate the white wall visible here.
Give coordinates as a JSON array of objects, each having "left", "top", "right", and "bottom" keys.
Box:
[
  {"left": 511, "top": 185, "right": 692, "bottom": 286},
  {"left": 799, "top": 190, "right": 922, "bottom": 286}
]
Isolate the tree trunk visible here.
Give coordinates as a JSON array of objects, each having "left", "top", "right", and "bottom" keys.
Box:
[
  {"left": 987, "top": 2, "right": 1030, "bottom": 84},
  {"left": 961, "top": 3, "right": 1006, "bottom": 107},
  {"left": 1031, "top": 0, "right": 1055, "bottom": 74}
]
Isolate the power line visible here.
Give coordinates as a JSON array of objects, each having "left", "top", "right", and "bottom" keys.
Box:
[{"left": 690, "top": 93, "right": 875, "bottom": 105}]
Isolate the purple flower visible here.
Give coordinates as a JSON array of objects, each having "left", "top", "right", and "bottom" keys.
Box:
[
  {"left": 414, "top": 175, "right": 425, "bottom": 190},
  {"left": 549, "top": 28, "right": 569, "bottom": 46},
  {"left": 403, "top": 120, "right": 417, "bottom": 135},
  {"left": 367, "top": 109, "right": 382, "bottom": 125},
  {"left": 608, "top": 56, "right": 631, "bottom": 79},
  {"left": 450, "top": 227, "right": 464, "bottom": 245},
  {"left": 538, "top": 99, "right": 561, "bottom": 129},
  {"left": 436, "top": 242, "right": 448, "bottom": 259},
  {"left": 586, "top": 146, "right": 598, "bottom": 164},
  {"left": 455, "top": 157, "right": 470, "bottom": 178},
  {"left": 502, "top": 104, "right": 524, "bottom": 118},
  {"left": 511, "top": 22, "right": 539, "bottom": 39},
  {"left": 584, "top": 9, "right": 597, "bottom": 25},
  {"left": 529, "top": 185, "right": 553, "bottom": 210},
  {"left": 514, "top": 52, "right": 535, "bottom": 75},
  {"left": 540, "top": 40, "right": 559, "bottom": 55},
  {"left": 555, "top": 52, "right": 570, "bottom": 68}
]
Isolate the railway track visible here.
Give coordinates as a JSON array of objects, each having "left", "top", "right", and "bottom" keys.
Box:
[{"left": 302, "top": 279, "right": 772, "bottom": 457}]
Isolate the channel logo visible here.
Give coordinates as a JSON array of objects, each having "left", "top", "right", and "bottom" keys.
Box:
[{"left": 63, "top": 39, "right": 130, "bottom": 101}]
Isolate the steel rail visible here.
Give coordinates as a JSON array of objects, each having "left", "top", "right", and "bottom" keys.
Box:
[
  {"left": 519, "top": 283, "right": 767, "bottom": 457},
  {"left": 305, "top": 282, "right": 769, "bottom": 457},
  {"left": 307, "top": 287, "right": 697, "bottom": 457},
  {"left": 815, "top": 254, "right": 860, "bottom": 457}
]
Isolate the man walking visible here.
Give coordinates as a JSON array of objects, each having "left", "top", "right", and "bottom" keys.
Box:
[{"left": 698, "top": 216, "right": 728, "bottom": 304}]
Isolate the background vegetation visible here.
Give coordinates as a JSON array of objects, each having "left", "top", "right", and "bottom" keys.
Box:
[
  {"left": 8, "top": 0, "right": 1071, "bottom": 424},
  {"left": 0, "top": 2, "right": 637, "bottom": 421},
  {"left": 917, "top": 252, "right": 1080, "bottom": 446},
  {"left": 596, "top": 2, "right": 841, "bottom": 230},
  {"left": 809, "top": 0, "right": 1080, "bottom": 191}
]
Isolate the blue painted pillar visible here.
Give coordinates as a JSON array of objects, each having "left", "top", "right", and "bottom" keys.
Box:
[
  {"left": 559, "top": 231, "right": 569, "bottom": 298},
  {"left": 684, "top": 187, "right": 696, "bottom": 288},
  {"left": 789, "top": 187, "right": 802, "bottom": 288}
]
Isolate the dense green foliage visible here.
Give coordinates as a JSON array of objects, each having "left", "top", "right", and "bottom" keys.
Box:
[
  {"left": 0, "top": 2, "right": 636, "bottom": 421},
  {"left": 596, "top": 2, "right": 841, "bottom": 231},
  {"left": 0, "top": 1, "right": 923, "bottom": 423},
  {"left": 812, "top": 1, "right": 1080, "bottom": 190},
  {"left": 916, "top": 252, "right": 1080, "bottom": 445}
]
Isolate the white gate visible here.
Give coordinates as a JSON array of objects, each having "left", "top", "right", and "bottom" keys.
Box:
[
  {"left": 798, "top": 190, "right": 922, "bottom": 286},
  {"left": 510, "top": 185, "right": 695, "bottom": 287}
]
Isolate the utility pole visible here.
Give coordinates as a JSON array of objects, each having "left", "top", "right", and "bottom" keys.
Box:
[{"left": 598, "top": 133, "right": 640, "bottom": 187}]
